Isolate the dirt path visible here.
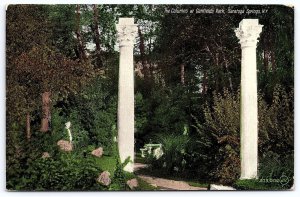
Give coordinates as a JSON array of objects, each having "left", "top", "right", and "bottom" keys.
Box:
[
  {"left": 134, "top": 162, "right": 148, "bottom": 171},
  {"left": 134, "top": 163, "right": 207, "bottom": 191},
  {"left": 138, "top": 174, "right": 207, "bottom": 190}
]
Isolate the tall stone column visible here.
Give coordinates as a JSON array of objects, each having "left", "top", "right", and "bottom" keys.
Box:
[
  {"left": 235, "top": 19, "right": 263, "bottom": 179},
  {"left": 116, "top": 18, "right": 137, "bottom": 172}
]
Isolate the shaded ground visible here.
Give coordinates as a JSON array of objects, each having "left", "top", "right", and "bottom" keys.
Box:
[{"left": 134, "top": 163, "right": 207, "bottom": 191}]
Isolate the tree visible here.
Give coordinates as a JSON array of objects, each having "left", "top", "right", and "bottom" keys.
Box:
[
  {"left": 7, "top": 5, "right": 53, "bottom": 137},
  {"left": 49, "top": 4, "right": 78, "bottom": 59},
  {"left": 90, "top": 4, "right": 103, "bottom": 67},
  {"left": 13, "top": 45, "right": 94, "bottom": 132},
  {"left": 75, "top": 5, "right": 88, "bottom": 61}
]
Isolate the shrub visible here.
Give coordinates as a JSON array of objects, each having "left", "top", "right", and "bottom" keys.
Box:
[
  {"left": 53, "top": 76, "right": 118, "bottom": 155},
  {"left": 234, "top": 178, "right": 292, "bottom": 190},
  {"left": 147, "top": 132, "right": 190, "bottom": 175},
  {"left": 8, "top": 153, "right": 106, "bottom": 191},
  {"left": 136, "top": 86, "right": 189, "bottom": 142},
  {"left": 201, "top": 86, "right": 293, "bottom": 184},
  {"left": 109, "top": 157, "right": 135, "bottom": 191},
  {"left": 202, "top": 89, "right": 241, "bottom": 184},
  {"left": 7, "top": 102, "right": 118, "bottom": 191},
  {"left": 258, "top": 151, "right": 294, "bottom": 189},
  {"left": 6, "top": 123, "right": 29, "bottom": 190},
  {"left": 135, "top": 92, "right": 149, "bottom": 136},
  {"left": 67, "top": 110, "right": 89, "bottom": 149},
  {"left": 91, "top": 108, "right": 117, "bottom": 155},
  {"left": 234, "top": 179, "right": 274, "bottom": 190},
  {"left": 109, "top": 160, "right": 127, "bottom": 190},
  {"left": 259, "top": 85, "right": 294, "bottom": 155}
]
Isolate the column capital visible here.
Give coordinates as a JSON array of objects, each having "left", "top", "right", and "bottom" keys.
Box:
[
  {"left": 235, "top": 19, "right": 263, "bottom": 48},
  {"left": 116, "top": 18, "right": 138, "bottom": 47}
]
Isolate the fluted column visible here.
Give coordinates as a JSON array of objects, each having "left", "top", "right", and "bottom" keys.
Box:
[
  {"left": 235, "top": 19, "right": 263, "bottom": 179},
  {"left": 116, "top": 18, "right": 137, "bottom": 172}
]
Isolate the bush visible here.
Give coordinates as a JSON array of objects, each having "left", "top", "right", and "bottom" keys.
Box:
[
  {"left": 67, "top": 110, "right": 90, "bottom": 149},
  {"left": 234, "top": 179, "right": 274, "bottom": 190},
  {"left": 135, "top": 86, "right": 189, "bottom": 144},
  {"left": 7, "top": 153, "right": 105, "bottom": 191},
  {"left": 202, "top": 89, "right": 241, "bottom": 184},
  {"left": 200, "top": 86, "right": 293, "bottom": 184},
  {"left": 7, "top": 98, "right": 118, "bottom": 191},
  {"left": 6, "top": 123, "right": 29, "bottom": 190},
  {"left": 109, "top": 159, "right": 127, "bottom": 190},
  {"left": 55, "top": 76, "right": 118, "bottom": 155},
  {"left": 234, "top": 178, "right": 292, "bottom": 190},
  {"left": 109, "top": 157, "right": 136, "bottom": 191},
  {"left": 135, "top": 92, "right": 149, "bottom": 136},
  {"left": 147, "top": 132, "right": 190, "bottom": 176},
  {"left": 259, "top": 85, "right": 294, "bottom": 155},
  {"left": 91, "top": 108, "right": 117, "bottom": 155},
  {"left": 151, "top": 87, "right": 189, "bottom": 134},
  {"left": 258, "top": 151, "right": 294, "bottom": 189}
]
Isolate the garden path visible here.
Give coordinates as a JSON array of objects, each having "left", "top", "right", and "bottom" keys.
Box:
[{"left": 134, "top": 163, "right": 207, "bottom": 191}]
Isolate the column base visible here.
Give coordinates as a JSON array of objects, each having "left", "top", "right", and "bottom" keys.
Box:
[
  {"left": 240, "top": 175, "right": 258, "bottom": 180},
  {"left": 123, "top": 161, "right": 134, "bottom": 172}
]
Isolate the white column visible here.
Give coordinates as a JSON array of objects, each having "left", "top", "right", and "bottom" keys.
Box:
[
  {"left": 116, "top": 18, "right": 137, "bottom": 172},
  {"left": 235, "top": 19, "right": 263, "bottom": 179}
]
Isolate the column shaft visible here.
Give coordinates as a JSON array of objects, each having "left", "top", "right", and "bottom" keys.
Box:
[
  {"left": 118, "top": 46, "right": 135, "bottom": 172},
  {"left": 240, "top": 46, "right": 258, "bottom": 179}
]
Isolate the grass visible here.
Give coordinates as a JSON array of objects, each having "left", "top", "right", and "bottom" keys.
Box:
[
  {"left": 94, "top": 155, "right": 117, "bottom": 175},
  {"left": 233, "top": 179, "right": 293, "bottom": 190},
  {"left": 135, "top": 177, "right": 159, "bottom": 190},
  {"left": 93, "top": 155, "right": 158, "bottom": 190},
  {"left": 187, "top": 181, "right": 209, "bottom": 188}
]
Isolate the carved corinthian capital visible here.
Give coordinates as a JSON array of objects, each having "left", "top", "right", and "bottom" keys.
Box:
[
  {"left": 116, "top": 18, "right": 138, "bottom": 47},
  {"left": 235, "top": 19, "right": 263, "bottom": 48}
]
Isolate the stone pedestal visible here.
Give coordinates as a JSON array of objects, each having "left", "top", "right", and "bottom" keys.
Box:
[
  {"left": 235, "top": 19, "right": 263, "bottom": 179},
  {"left": 116, "top": 18, "right": 137, "bottom": 172}
]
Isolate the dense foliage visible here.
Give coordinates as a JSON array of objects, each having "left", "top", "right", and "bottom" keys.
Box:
[{"left": 6, "top": 4, "right": 293, "bottom": 190}]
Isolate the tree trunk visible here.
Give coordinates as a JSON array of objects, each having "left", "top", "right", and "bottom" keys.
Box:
[
  {"left": 269, "top": 31, "right": 276, "bottom": 71},
  {"left": 263, "top": 33, "right": 271, "bottom": 72},
  {"left": 270, "top": 50, "right": 276, "bottom": 71},
  {"left": 92, "top": 4, "right": 103, "bottom": 67},
  {"left": 202, "top": 71, "right": 207, "bottom": 94},
  {"left": 40, "top": 91, "right": 51, "bottom": 132},
  {"left": 263, "top": 49, "right": 269, "bottom": 72},
  {"left": 26, "top": 113, "right": 31, "bottom": 140},
  {"left": 223, "top": 53, "right": 233, "bottom": 91},
  {"left": 138, "top": 25, "right": 150, "bottom": 81},
  {"left": 180, "top": 64, "right": 185, "bottom": 85},
  {"left": 138, "top": 26, "right": 146, "bottom": 66},
  {"left": 75, "top": 5, "right": 87, "bottom": 61},
  {"left": 215, "top": 53, "right": 220, "bottom": 92}
]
